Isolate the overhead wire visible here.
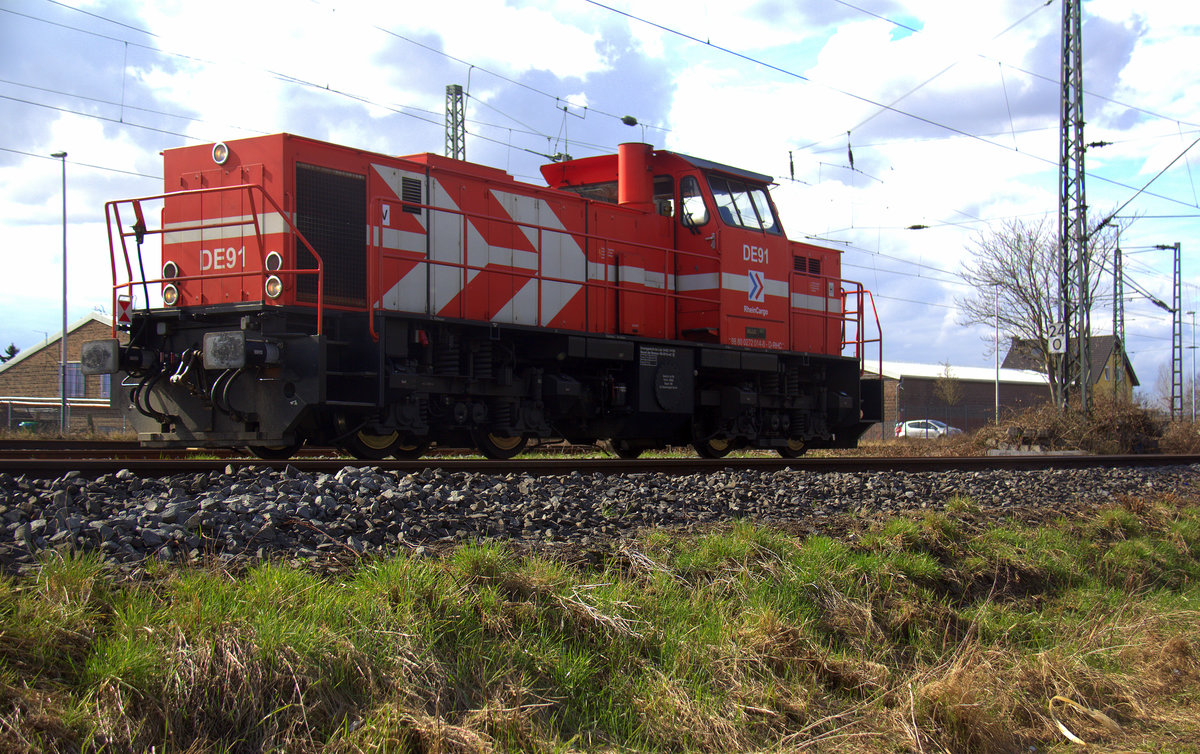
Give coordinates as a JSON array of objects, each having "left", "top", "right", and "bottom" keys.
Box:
[
  {"left": 13, "top": 0, "right": 1197, "bottom": 349},
  {"left": 0, "top": 77, "right": 272, "bottom": 137},
  {"left": 320, "top": 1, "right": 669, "bottom": 134},
  {"left": 814, "top": 0, "right": 1197, "bottom": 146},
  {"left": 10, "top": 1, "right": 654, "bottom": 165},
  {"left": 586, "top": 1, "right": 1200, "bottom": 213},
  {"left": 0, "top": 145, "right": 161, "bottom": 179}
]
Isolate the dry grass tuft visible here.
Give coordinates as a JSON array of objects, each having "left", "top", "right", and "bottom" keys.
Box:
[
  {"left": 975, "top": 396, "right": 1166, "bottom": 454},
  {"left": 816, "top": 585, "right": 886, "bottom": 653},
  {"left": 909, "top": 647, "right": 1022, "bottom": 753},
  {"left": 1160, "top": 419, "right": 1200, "bottom": 453},
  {"left": 0, "top": 677, "right": 81, "bottom": 753},
  {"left": 635, "top": 670, "right": 746, "bottom": 753},
  {"left": 86, "top": 625, "right": 385, "bottom": 752},
  {"left": 332, "top": 702, "right": 497, "bottom": 754}
]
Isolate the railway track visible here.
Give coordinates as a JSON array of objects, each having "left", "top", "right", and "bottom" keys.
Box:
[
  {"left": 2, "top": 441, "right": 1196, "bottom": 573},
  {"left": 1, "top": 445, "right": 1197, "bottom": 479}
]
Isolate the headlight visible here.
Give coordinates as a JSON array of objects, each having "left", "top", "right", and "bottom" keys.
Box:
[
  {"left": 162, "top": 260, "right": 179, "bottom": 279},
  {"left": 212, "top": 142, "right": 229, "bottom": 165},
  {"left": 162, "top": 284, "right": 179, "bottom": 306},
  {"left": 264, "top": 275, "right": 283, "bottom": 299},
  {"left": 265, "top": 251, "right": 282, "bottom": 272}
]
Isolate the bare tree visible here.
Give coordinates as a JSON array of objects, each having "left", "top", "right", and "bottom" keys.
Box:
[
  {"left": 933, "top": 361, "right": 963, "bottom": 423},
  {"left": 956, "top": 216, "right": 1117, "bottom": 405}
]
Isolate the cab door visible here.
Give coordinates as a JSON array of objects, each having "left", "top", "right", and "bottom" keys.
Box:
[
  {"left": 704, "top": 175, "right": 790, "bottom": 349},
  {"left": 673, "top": 174, "right": 721, "bottom": 341}
]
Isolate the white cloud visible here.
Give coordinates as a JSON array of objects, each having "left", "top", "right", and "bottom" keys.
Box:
[{"left": 1, "top": 0, "right": 1195, "bottom": 396}]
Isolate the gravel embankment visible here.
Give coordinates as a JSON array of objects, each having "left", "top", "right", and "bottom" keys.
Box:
[{"left": 1, "top": 463, "right": 1197, "bottom": 572}]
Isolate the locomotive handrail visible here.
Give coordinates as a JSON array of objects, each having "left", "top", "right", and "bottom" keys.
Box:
[
  {"left": 366, "top": 196, "right": 829, "bottom": 346},
  {"left": 364, "top": 192, "right": 877, "bottom": 362},
  {"left": 367, "top": 196, "right": 720, "bottom": 342},
  {"left": 103, "top": 183, "right": 327, "bottom": 335},
  {"left": 839, "top": 284, "right": 883, "bottom": 376}
]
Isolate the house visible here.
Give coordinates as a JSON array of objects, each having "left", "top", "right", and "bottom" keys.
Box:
[
  {"left": 1001, "top": 335, "right": 1139, "bottom": 402},
  {"left": 0, "top": 313, "right": 127, "bottom": 434},
  {"left": 865, "top": 361, "right": 1050, "bottom": 440}
]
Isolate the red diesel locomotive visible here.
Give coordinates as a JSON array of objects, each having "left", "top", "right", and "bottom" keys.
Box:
[{"left": 82, "top": 134, "right": 882, "bottom": 459}]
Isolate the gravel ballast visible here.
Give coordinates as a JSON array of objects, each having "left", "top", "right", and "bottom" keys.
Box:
[{"left": 1, "top": 463, "right": 1197, "bottom": 572}]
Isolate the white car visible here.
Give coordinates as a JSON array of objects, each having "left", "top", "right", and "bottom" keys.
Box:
[{"left": 895, "top": 419, "right": 964, "bottom": 439}]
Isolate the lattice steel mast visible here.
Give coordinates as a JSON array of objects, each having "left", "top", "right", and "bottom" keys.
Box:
[
  {"left": 446, "top": 84, "right": 466, "bottom": 160},
  {"left": 1058, "top": 0, "right": 1090, "bottom": 412},
  {"left": 1171, "top": 243, "right": 1183, "bottom": 419}
]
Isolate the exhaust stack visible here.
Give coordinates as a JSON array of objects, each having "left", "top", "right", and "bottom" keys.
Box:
[{"left": 617, "top": 142, "right": 654, "bottom": 212}]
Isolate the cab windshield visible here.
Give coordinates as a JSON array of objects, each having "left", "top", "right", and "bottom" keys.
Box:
[{"left": 707, "top": 175, "right": 782, "bottom": 234}]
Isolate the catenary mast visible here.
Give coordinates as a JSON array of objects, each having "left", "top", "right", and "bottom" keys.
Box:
[{"left": 1058, "top": 0, "right": 1089, "bottom": 412}]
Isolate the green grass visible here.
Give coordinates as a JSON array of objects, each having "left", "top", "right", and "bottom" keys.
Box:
[{"left": 2, "top": 496, "right": 1199, "bottom": 752}]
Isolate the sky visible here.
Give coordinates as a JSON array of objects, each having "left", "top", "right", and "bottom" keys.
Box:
[{"left": 2, "top": 0, "right": 1198, "bottom": 401}]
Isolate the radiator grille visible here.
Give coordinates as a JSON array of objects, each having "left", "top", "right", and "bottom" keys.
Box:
[
  {"left": 793, "top": 256, "right": 822, "bottom": 275},
  {"left": 401, "top": 177, "right": 423, "bottom": 214},
  {"left": 296, "top": 163, "right": 366, "bottom": 306}
]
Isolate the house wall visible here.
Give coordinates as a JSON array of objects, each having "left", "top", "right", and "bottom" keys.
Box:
[
  {"left": 0, "top": 319, "right": 127, "bottom": 434},
  {"left": 1091, "top": 351, "right": 1136, "bottom": 403},
  {"left": 894, "top": 377, "right": 1051, "bottom": 433}
]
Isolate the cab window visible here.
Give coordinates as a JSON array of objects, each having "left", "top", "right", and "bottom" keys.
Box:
[
  {"left": 560, "top": 181, "right": 617, "bottom": 204},
  {"left": 707, "top": 175, "right": 782, "bottom": 234},
  {"left": 654, "top": 176, "right": 674, "bottom": 217},
  {"left": 680, "top": 175, "right": 709, "bottom": 227}
]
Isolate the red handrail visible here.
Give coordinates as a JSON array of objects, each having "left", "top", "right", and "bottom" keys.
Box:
[
  {"left": 366, "top": 195, "right": 873, "bottom": 355},
  {"left": 103, "top": 184, "right": 326, "bottom": 335}
]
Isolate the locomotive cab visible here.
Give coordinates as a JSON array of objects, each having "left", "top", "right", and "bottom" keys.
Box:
[{"left": 84, "top": 134, "right": 882, "bottom": 459}]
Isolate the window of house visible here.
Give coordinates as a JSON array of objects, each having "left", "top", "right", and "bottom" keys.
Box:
[{"left": 65, "top": 362, "right": 84, "bottom": 398}]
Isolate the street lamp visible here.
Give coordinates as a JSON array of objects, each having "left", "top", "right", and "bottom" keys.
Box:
[
  {"left": 994, "top": 290, "right": 1000, "bottom": 424},
  {"left": 51, "top": 151, "right": 67, "bottom": 434}
]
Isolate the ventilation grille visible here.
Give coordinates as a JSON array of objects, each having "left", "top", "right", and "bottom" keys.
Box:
[
  {"left": 295, "top": 163, "right": 366, "bottom": 306},
  {"left": 401, "top": 177, "right": 423, "bottom": 214},
  {"left": 793, "top": 256, "right": 822, "bottom": 275}
]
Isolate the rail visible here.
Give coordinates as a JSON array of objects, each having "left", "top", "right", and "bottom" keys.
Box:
[{"left": 103, "top": 184, "right": 327, "bottom": 334}]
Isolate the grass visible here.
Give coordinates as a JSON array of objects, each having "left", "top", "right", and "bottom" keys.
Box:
[{"left": 1, "top": 494, "right": 1198, "bottom": 752}]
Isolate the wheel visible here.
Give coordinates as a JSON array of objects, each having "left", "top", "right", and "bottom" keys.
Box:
[
  {"left": 342, "top": 429, "right": 408, "bottom": 461},
  {"left": 777, "top": 439, "right": 806, "bottom": 458},
  {"left": 474, "top": 431, "right": 528, "bottom": 460},
  {"left": 693, "top": 436, "right": 732, "bottom": 459},
  {"left": 248, "top": 441, "right": 302, "bottom": 460},
  {"left": 391, "top": 439, "right": 429, "bottom": 460},
  {"left": 611, "top": 440, "right": 644, "bottom": 459}
]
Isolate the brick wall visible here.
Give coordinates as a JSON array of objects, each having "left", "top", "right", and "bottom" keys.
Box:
[
  {"left": 0, "top": 319, "right": 116, "bottom": 398},
  {"left": 896, "top": 377, "right": 1051, "bottom": 432},
  {"left": 0, "top": 318, "right": 128, "bottom": 434}
]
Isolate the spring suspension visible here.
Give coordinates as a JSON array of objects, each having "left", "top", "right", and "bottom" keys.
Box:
[
  {"left": 762, "top": 370, "right": 780, "bottom": 395},
  {"left": 490, "top": 401, "right": 513, "bottom": 430},
  {"left": 787, "top": 367, "right": 805, "bottom": 436},
  {"left": 434, "top": 334, "right": 459, "bottom": 375},
  {"left": 472, "top": 343, "right": 494, "bottom": 381}
]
